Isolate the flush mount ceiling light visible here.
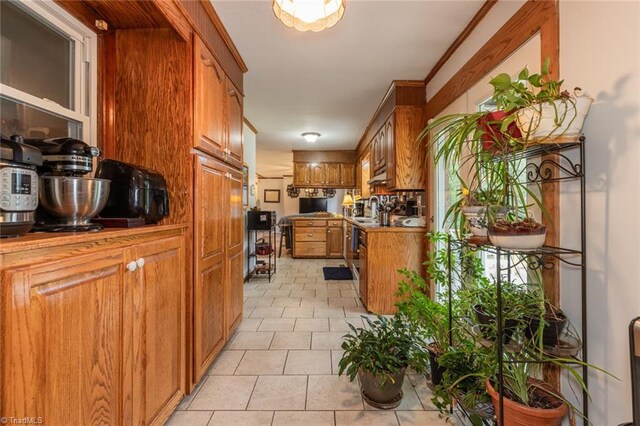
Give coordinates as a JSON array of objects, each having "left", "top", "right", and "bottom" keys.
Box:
[
  {"left": 273, "top": 0, "right": 346, "bottom": 32},
  {"left": 302, "top": 132, "right": 321, "bottom": 143}
]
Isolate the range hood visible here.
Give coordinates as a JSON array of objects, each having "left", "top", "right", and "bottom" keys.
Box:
[{"left": 367, "top": 171, "right": 387, "bottom": 185}]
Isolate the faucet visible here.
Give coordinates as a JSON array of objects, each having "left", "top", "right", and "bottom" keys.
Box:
[{"left": 368, "top": 196, "right": 380, "bottom": 219}]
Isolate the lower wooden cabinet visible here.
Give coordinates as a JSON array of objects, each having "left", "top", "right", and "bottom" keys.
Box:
[
  {"left": 0, "top": 226, "right": 186, "bottom": 426},
  {"left": 358, "top": 243, "right": 368, "bottom": 306},
  {"left": 292, "top": 219, "right": 343, "bottom": 259}
]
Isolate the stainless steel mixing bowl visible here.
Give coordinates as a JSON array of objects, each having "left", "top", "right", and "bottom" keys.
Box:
[{"left": 39, "top": 176, "right": 111, "bottom": 225}]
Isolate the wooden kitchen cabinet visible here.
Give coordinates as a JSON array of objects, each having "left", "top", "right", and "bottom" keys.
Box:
[
  {"left": 194, "top": 35, "right": 226, "bottom": 159},
  {"left": 340, "top": 163, "right": 356, "bottom": 187},
  {"left": 125, "top": 236, "right": 186, "bottom": 425},
  {"left": 226, "top": 79, "right": 243, "bottom": 167},
  {"left": 193, "top": 154, "right": 244, "bottom": 382},
  {"left": 326, "top": 224, "right": 344, "bottom": 258},
  {"left": 0, "top": 226, "right": 187, "bottom": 426},
  {"left": 325, "top": 163, "right": 341, "bottom": 186},
  {"left": 310, "top": 163, "right": 325, "bottom": 186},
  {"left": 357, "top": 81, "right": 426, "bottom": 190},
  {"left": 194, "top": 35, "right": 244, "bottom": 169},
  {"left": 294, "top": 162, "right": 311, "bottom": 186},
  {"left": 359, "top": 243, "right": 368, "bottom": 306},
  {"left": 292, "top": 161, "right": 356, "bottom": 188}
]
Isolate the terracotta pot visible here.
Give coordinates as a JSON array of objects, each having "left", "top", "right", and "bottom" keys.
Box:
[
  {"left": 485, "top": 379, "right": 569, "bottom": 426},
  {"left": 477, "top": 110, "right": 523, "bottom": 153}
]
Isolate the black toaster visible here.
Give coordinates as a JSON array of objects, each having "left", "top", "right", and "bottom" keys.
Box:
[{"left": 95, "top": 159, "right": 169, "bottom": 224}]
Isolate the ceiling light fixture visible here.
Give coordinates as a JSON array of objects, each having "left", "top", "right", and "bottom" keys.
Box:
[
  {"left": 302, "top": 132, "right": 321, "bottom": 143},
  {"left": 272, "top": 0, "right": 346, "bottom": 33}
]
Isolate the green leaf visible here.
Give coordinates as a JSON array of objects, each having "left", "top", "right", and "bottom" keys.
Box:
[
  {"left": 518, "top": 67, "right": 529, "bottom": 81},
  {"left": 489, "top": 73, "right": 511, "bottom": 91},
  {"left": 541, "top": 56, "right": 551, "bottom": 75}
]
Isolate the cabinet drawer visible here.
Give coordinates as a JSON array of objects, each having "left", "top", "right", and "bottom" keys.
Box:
[
  {"left": 295, "top": 228, "right": 327, "bottom": 242},
  {"left": 295, "top": 242, "right": 327, "bottom": 257},
  {"left": 328, "top": 219, "right": 343, "bottom": 227},
  {"left": 295, "top": 220, "right": 327, "bottom": 227}
]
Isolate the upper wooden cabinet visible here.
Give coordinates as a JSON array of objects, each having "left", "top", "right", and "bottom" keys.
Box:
[
  {"left": 357, "top": 81, "right": 426, "bottom": 191},
  {"left": 340, "top": 163, "right": 356, "bottom": 187},
  {"left": 294, "top": 163, "right": 311, "bottom": 186},
  {"left": 194, "top": 35, "right": 244, "bottom": 169},
  {"left": 359, "top": 153, "right": 372, "bottom": 198},
  {"left": 292, "top": 161, "right": 356, "bottom": 188},
  {"left": 226, "top": 79, "right": 243, "bottom": 166}
]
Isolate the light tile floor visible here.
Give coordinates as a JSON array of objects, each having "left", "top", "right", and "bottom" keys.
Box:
[{"left": 166, "top": 255, "right": 461, "bottom": 426}]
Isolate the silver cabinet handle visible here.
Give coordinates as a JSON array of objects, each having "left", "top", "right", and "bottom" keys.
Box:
[
  {"left": 127, "top": 261, "right": 137, "bottom": 272},
  {"left": 136, "top": 258, "right": 145, "bottom": 268}
]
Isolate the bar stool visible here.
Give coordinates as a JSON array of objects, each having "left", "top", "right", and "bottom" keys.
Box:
[{"left": 279, "top": 223, "right": 292, "bottom": 258}]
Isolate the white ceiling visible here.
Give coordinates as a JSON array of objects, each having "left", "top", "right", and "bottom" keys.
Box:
[{"left": 212, "top": 0, "right": 484, "bottom": 176}]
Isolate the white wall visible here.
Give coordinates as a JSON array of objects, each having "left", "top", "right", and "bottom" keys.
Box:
[
  {"left": 243, "top": 123, "right": 257, "bottom": 276},
  {"left": 426, "top": 2, "right": 640, "bottom": 424},
  {"left": 559, "top": 2, "right": 640, "bottom": 424},
  {"left": 257, "top": 178, "right": 286, "bottom": 220}
]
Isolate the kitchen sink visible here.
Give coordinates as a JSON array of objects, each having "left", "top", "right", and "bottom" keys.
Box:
[{"left": 352, "top": 217, "right": 376, "bottom": 224}]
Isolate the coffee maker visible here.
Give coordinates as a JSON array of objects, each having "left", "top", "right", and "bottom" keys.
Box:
[{"left": 24, "top": 137, "right": 110, "bottom": 232}]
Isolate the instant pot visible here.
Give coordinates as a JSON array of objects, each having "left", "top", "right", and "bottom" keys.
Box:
[{"left": 0, "top": 135, "right": 43, "bottom": 237}]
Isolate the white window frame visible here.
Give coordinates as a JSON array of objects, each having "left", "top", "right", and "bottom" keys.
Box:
[{"left": 0, "top": 0, "right": 97, "bottom": 145}]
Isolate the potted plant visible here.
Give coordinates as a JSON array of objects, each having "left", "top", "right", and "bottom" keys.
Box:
[
  {"left": 396, "top": 269, "right": 451, "bottom": 386},
  {"left": 490, "top": 58, "right": 594, "bottom": 143},
  {"left": 459, "top": 187, "right": 510, "bottom": 238},
  {"left": 338, "top": 314, "right": 429, "bottom": 409},
  {"left": 485, "top": 361, "right": 569, "bottom": 426},
  {"left": 524, "top": 302, "right": 568, "bottom": 347},
  {"left": 488, "top": 218, "right": 547, "bottom": 250}
]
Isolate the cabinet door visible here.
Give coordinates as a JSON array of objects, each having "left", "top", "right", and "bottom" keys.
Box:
[
  {"left": 226, "top": 245, "right": 244, "bottom": 334},
  {"left": 361, "top": 153, "right": 371, "bottom": 198},
  {"left": 377, "top": 126, "right": 387, "bottom": 172},
  {"left": 226, "top": 168, "right": 244, "bottom": 334},
  {"left": 340, "top": 163, "right": 356, "bottom": 188},
  {"left": 194, "top": 155, "right": 227, "bottom": 379},
  {"left": 293, "top": 163, "right": 310, "bottom": 186},
  {"left": 2, "top": 252, "right": 125, "bottom": 425},
  {"left": 324, "top": 163, "right": 341, "bottom": 186},
  {"left": 384, "top": 116, "right": 395, "bottom": 187},
  {"left": 194, "top": 36, "right": 226, "bottom": 159},
  {"left": 126, "top": 237, "right": 185, "bottom": 426},
  {"left": 226, "top": 80, "right": 243, "bottom": 167},
  {"left": 359, "top": 244, "right": 368, "bottom": 306},
  {"left": 310, "top": 163, "right": 325, "bottom": 186},
  {"left": 326, "top": 226, "right": 344, "bottom": 258}
]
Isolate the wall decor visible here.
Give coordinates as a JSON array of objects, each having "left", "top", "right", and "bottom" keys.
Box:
[
  {"left": 286, "top": 184, "right": 300, "bottom": 198},
  {"left": 323, "top": 188, "right": 336, "bottom": 198},
  {"left": 264, "top": 189, "right": 281, "bottom": 203}
]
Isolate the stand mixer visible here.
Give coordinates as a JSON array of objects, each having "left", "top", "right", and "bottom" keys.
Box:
[{"left": 24, "top": 137, "right": 110, "bottom": 232}]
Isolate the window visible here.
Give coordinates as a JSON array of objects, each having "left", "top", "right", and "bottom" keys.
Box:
[{"left": 0, "top": 0, "right": 96, "bottom": 143}]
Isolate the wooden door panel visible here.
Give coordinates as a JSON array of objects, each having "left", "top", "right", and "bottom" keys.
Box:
[
  {"left": 384, "top": 116, "right": 395, "bottom": 187},
  {"left": 340, "top": 163, "right": 356, "bottom": 188},
  {"left": 309, "top": 163, "right": 325, "bottom": 186},
  {"left": 359, "top": 245, "right": 368, "bottom": 306},
  {"left": 228, "top": 167, "right": 244, "bottom": 252},
  {"left": 194, "top": 36, "right": 226, "bottom": 158},
  {"left": 127, "top": 237, "right": 185, "bottom": 425},
  {"left": 327, "top": 227, "right": 343, "bottom": 258},
  {"left": 226, "top": 246, "right": 243, "bottom": 334},
  {"left": 195, "top": 156, "right": 226, "bottom": 261},
  {"left": 194, "top": 259, "right": 226, "bottom": 378},
  {"left": 1, "top": 252, "right": 125, "bottom": 425},
  {"left": 227, "top": 80, "right": 243, "bottom": 166},
  {"left": 293, "top": 163, "right": 310, "bottom": 186},
  {"left": 324, "top": 163, "right": 341, "bottom": 186}
]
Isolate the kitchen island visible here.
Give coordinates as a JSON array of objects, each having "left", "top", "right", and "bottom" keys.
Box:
[{"left": 343, "top": 217, "right": 426, "bottom": 315}]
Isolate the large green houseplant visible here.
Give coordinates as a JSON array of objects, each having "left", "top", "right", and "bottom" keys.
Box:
[{"left": 338, "top": 314, "right": 429, "bottom": 409}]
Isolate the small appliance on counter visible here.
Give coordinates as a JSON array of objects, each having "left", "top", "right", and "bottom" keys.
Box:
[
  {"left": 95, "top": 159, "right": 169, "bottom": 225},
  {"left": 24, "top": 137, "right": 109, "bottom": 232},
  {"left": 393, "top": 216, "right": 426, "bottom": 228},
  {"left": 0, "top": 135, "right": 43, "bottom": 237}
]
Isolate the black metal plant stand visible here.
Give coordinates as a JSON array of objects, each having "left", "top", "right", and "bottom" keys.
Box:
[
  {"left": 445, "top": 137, "right": 588, "bottom": 425},
  {"left": 247, "top": 224, "right": 277, "bottom": 283}
]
